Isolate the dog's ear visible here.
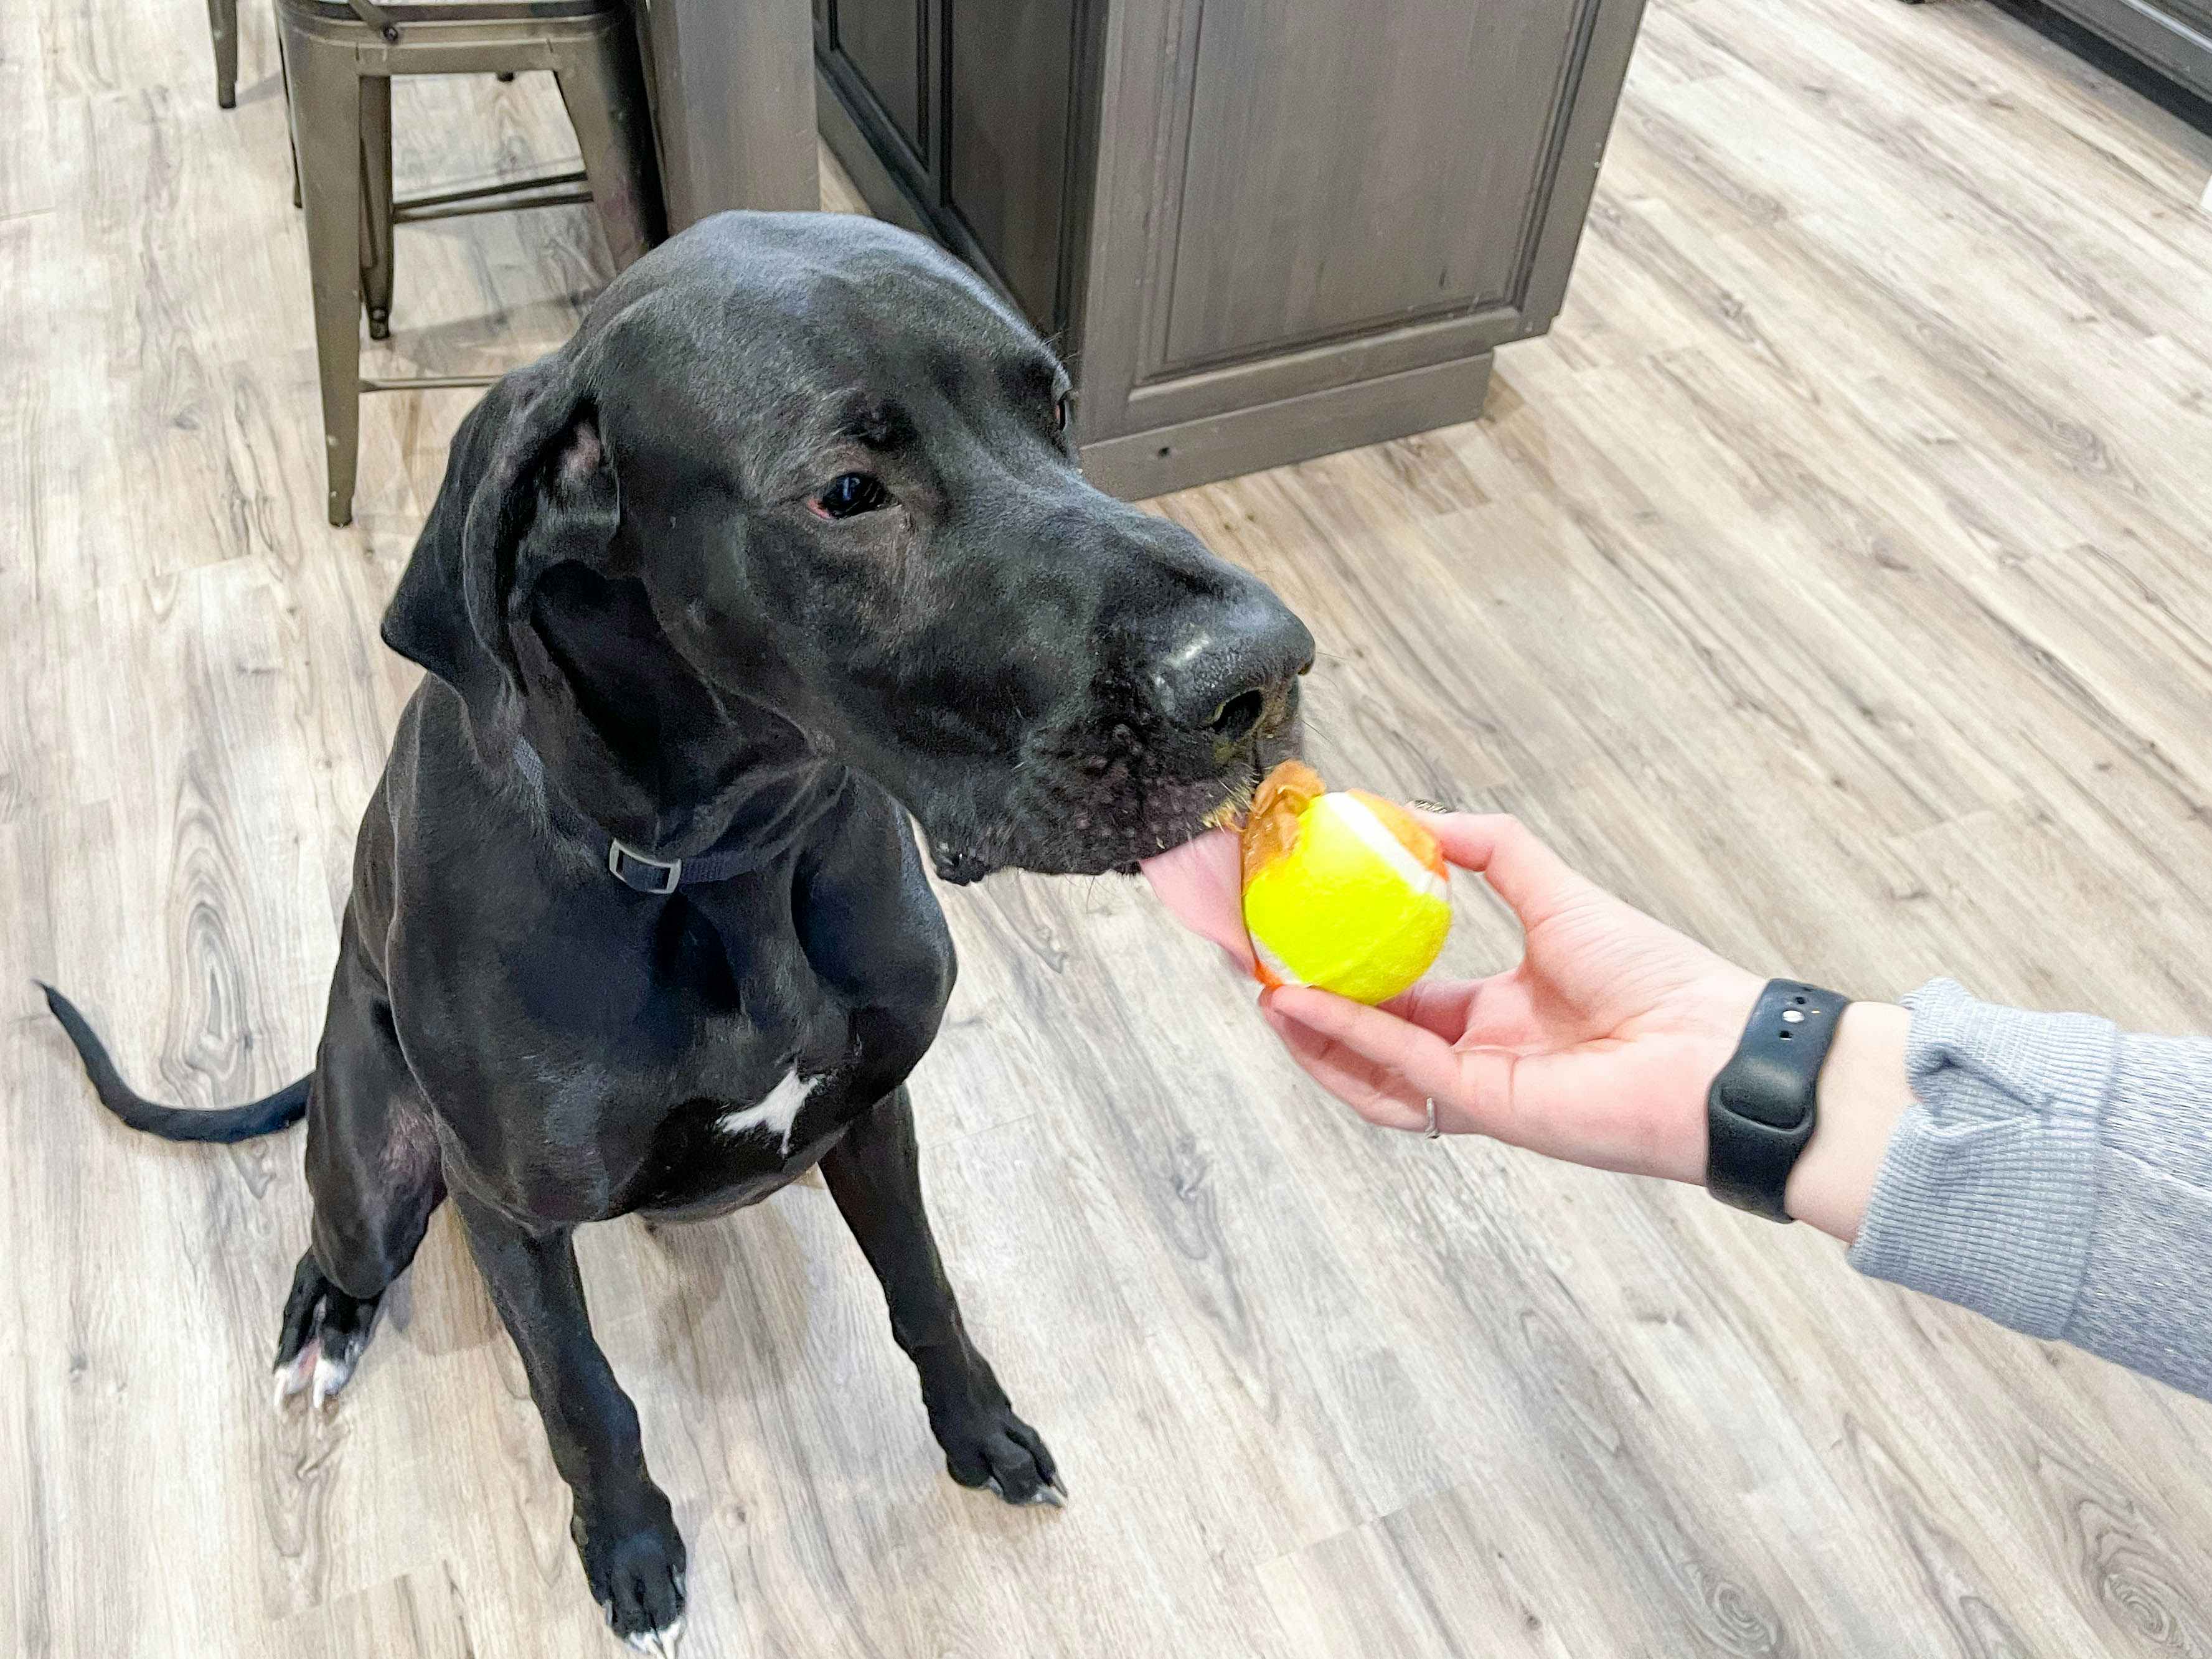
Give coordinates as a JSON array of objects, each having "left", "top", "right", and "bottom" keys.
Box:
[
  {"left": 382, "top": 354, "right": 728, "bottom": 830},
  {"left": 380, "top": 357, "right": 622, "bottom": 735}
]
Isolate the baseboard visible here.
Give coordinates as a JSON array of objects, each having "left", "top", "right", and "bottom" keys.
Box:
[
  {"left": 2031, "top": 0, "right": 2212, "bottom": 107},
  {"left": 1079, "top": 352, "right": 1495, "bottom": 502}
]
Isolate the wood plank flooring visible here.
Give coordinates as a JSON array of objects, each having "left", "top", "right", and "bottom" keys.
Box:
[{"left": 7, "top": 1, "right": 2212, "bottom": 1655}]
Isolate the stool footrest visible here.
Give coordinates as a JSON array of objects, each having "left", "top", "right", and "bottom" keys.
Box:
[
  {"left": 395, "top": 187, "right": 592, "bottom": 223},
  {"left": 360, "top": 374, "right": 504, "bottom": 392},
  {"left": 393, "top": 167, "right": 591, "bottom": 223}
]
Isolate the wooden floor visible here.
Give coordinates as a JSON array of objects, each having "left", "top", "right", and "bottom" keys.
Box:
[{"left": 9, "top": 0, "right": 2212, "bottom": 1654}]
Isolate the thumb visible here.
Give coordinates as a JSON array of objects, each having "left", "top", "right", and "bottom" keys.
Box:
[{"left": 1421, "top": 813, "right": 1604, "bottom": 932}]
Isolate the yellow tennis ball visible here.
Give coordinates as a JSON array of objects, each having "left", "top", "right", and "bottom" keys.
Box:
[{"left": 1240, "top": 761, "right": 1451, "bottom": 1005}]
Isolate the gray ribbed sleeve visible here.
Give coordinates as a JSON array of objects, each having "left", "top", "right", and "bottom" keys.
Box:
[{"left": 1847, "top": 979, "right": 2212, "bottom": 1401}]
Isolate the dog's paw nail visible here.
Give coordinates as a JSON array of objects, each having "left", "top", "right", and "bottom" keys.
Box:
[
  {"left": 625, "top": 1617, "right": 684, "bottom": 1657},
  {"left": 271, "top": 1342, "right": 318, "bottom": 1412},
  {"left": 984, "top": 1470, "right": 1065, "bottom": 1508}
]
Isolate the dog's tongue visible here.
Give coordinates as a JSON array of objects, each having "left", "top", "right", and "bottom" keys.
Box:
[{"left": 1140, "top": 830, "right": 1256, "bottom": 973}]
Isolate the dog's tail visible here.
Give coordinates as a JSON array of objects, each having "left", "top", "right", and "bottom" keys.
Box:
[{"left": 39, "top": 982, "right": 309, "bottom": 1143}]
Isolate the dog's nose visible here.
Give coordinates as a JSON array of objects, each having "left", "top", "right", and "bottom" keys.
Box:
[{"left": 1146, "top": 598, "right": 1315, "bottom": 741}]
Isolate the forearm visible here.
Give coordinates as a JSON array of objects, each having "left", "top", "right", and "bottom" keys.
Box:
[{"left": 1836, "top": 980, "right": 2212, "bottom": 1402}]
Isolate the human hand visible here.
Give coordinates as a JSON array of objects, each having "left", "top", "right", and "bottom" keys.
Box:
[
  {"left": 1144, "top": 815, "right": 1763, "bottom": 1185},
  {"left": 1145, "top": 814, "right": 1912, "bottom": 1237}
]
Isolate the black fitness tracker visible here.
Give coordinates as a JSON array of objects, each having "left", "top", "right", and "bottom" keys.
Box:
[{"left": 1705, "top": 980, "right": 1851, "bottom": 1222}]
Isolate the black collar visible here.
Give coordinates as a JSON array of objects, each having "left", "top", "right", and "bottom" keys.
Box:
[{"left": 511, "top": 740, "right": 778, "bottom": 894}]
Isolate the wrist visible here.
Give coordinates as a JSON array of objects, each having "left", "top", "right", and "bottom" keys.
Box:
[
  {"left": 1655, "top": 969, "right": 1764, "bottom": 1185},
  {"left": 1783, "top": 1001, "right": 1912, "bottom": 1242}
]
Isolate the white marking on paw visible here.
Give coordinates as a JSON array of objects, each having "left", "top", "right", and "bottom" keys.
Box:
[
  {"left": 310, "top": 1348, "right": 355, "bottom": 1412},
  {"left": 717, "top": 1071, "right": 817, "bottom": 1155},
  {"left": 272, "top": 1340, "right": 319, "bottom": 1413},
  {"left": 625, "top": 1614, "right": 684, "bottom": 1657}
]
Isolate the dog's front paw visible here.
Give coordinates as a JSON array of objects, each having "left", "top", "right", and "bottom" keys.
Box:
[
  {"left": 937, "top": 1402, "right": 1066, "bottom": 1508},
  {"left": 573, "top": 1493, "right": 688, "bottom": 1654}
]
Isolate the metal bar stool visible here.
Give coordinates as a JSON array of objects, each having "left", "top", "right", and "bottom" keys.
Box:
[{"left": 276, "top": 0, "right": 664, "bottom": 525}]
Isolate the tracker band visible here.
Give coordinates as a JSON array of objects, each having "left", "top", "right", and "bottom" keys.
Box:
[{"left": 1705, "top": 980, "right": 1850, "bottom": 1222}]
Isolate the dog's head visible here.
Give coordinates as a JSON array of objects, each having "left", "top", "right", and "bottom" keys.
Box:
[{"left": 383, "top": 212, "right": 1311, "bottom": 881}]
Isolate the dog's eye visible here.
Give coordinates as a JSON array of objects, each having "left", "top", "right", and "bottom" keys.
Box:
[{"left": 812, "top": 473, "right": 891, "bottom": 520}]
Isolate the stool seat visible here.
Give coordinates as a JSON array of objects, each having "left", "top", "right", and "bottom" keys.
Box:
[
  {"left": 276, "top": 0, "right": 662, "bottom": 524},
  {"left": 279, "top": 0, "right": 623, "bottom": 27},
  {"left": 290, "top": 0, "right": 613, "bottom": 14}
]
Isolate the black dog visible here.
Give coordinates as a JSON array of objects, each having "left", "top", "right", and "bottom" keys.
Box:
[{"left": 44, "top": 212, "right": 1309, "bottom": 1652}]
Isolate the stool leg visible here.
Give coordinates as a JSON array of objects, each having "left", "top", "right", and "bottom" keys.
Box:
[
  {"left": 207, "top": 0, "right": 238, "bottom": 108},
  {"left": 280, "top": 15, "right": 364, "bottom": 527},
  {"left": 277, "top": 5, "right": 301, "bottom": 208},
  {"left": 359, "top": 76, "right": 394, "bottom": 341},
  {"left": 552, "top": 22, "right": 666, "bottom": 272}
]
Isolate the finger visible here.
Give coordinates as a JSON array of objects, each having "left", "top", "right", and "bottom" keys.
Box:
[
  {"left": 1265, "top": 987, "right": 1481, "bottom": 1114},
  {"left": 1418, "top": 813, "right": 1603, "bottom": 931},
  {"left": 1266, "top": 987, "right": 1532, "bottom": 1143},
  {"left": 1416, "top": 812, "right": 1513, "bottom": 873},
  {"left": 1261, "top": 1006, "right": 1428, "bottom": 1132},
  {"left": 1140, "top": 830, "right": 1256, "bottom": 973},
  {"left": 1380, "top": 978, "right": 1484, "bottom": 1043},
  {"left": 1265, "top": 1005, "right": 1508, "bottom": 1141},
  {"left": 1447, "top": 973, "right": 1547, "bottom": 1050},
  {"left": 1381, "top": 974, "right": 1551, "bottom": 1053}
]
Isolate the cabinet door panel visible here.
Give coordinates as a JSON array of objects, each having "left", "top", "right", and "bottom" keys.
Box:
[
  {"left": 1161, "top": 0, "right": 1596, "bottom": 372},
  {"left": 944, "top": 0, "right": 1078, "bottom": 327},
  {"left": 832, "top": 0, "right": 926, "bottom": 162}
]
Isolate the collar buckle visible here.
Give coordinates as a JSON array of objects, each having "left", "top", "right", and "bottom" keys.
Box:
[{"left": 608, "top": 839, "right": 682, "bottom": 895}]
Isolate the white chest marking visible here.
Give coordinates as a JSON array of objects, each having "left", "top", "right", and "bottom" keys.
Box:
[{"left": 716, "top": 1070, "right": 818, "bottom": 1155}]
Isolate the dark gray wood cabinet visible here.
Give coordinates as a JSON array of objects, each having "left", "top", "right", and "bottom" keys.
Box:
[
  {"left": 2040, "top": 0, "right": 2212, "bottom": 105},
  {"left": 817, "top": 0, "right": 1647, "bottom": 497},
  {"left": 635, "top": 0, "right": 821, "bottom": 227},
  {"left": 816, "top": 0, "right": 1092, "bottom": 329}
]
